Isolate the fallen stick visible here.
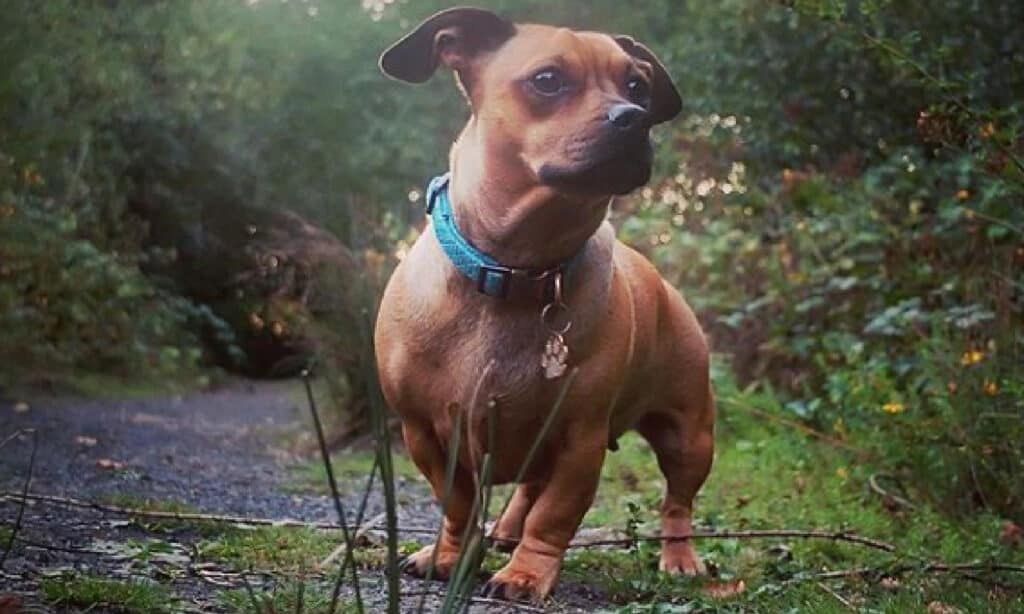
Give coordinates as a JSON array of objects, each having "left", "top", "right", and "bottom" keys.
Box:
[
  {"left": 0, "top": 491, "right": 345, "bottom": 530},
  {"left": 1, "top": 490, "right": 898, "bottom": 552}
]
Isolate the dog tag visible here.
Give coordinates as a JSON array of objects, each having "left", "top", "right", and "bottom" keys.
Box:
[{"left": 541, "top": 333, "right": 569, "bottom": 379}]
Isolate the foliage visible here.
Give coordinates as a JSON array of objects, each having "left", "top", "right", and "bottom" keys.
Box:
[
  {"left": 1, "top": 0, "right": 1020, "bottom": 526},
  {"left": 561, "top": 370, "right": 1023, "bottom": 611},
  {"left": 616, "top": 0, "right": 1023, "bottom": 520}
]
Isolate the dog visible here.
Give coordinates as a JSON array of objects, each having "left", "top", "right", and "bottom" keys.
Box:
[{"left": 374, "top": 7, "right": 714, "bottom": 602}]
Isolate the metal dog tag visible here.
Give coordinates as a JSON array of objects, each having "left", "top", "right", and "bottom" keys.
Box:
[
  {"left": 540, "top": 271, "right": 572, "bottom": 380},
  {"left": 541, "top": 333, "right": 569, "bottom": 380}
]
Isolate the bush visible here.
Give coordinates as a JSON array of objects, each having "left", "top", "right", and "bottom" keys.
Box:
[{"left": 617, "top": 1, "right": 1023, "bottom": 520}]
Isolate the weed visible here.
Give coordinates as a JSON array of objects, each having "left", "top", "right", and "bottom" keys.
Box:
[{"left": 41, "top": 573, "right": 178, "bottom": 613}]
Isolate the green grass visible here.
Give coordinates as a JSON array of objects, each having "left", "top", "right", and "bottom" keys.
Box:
[
  {"left": 287, "top": 446, "right": 422, "bottom": 495},
  {"left": 41, "top": 573, "right": 179, "bottom": 613},
  {"left": 217, "top": 580, "right": 361, "bottom": 614},
  {"left": 98, "top": 493, "right": 225, "bottom": 535},
  {"left": 198, "top": 527, "right": 338, "bottom": 574},
  {"left": 560, "top": 375, "right": 1024, "bottom": 612}
]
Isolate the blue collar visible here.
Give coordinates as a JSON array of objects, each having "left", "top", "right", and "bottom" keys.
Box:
[{"left": 425, "top": 174, "right": 579, "bottom": 299}]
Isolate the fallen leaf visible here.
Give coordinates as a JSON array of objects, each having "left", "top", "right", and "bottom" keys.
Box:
[
  {"left": 13, "top": 402, "right": 29, "bottom": 413},
  {"left": 1000, "top": 521, "right": 1022, "bottom": 547},
  {"left": 0, "top": 594, "right": 23, "bottom": 614},
  {"left": 96, "top": 458, "right": 126, "bottom": 470},
  {"left": 927, "top": 601, "right": 962, "bottom": 614},
  {"left": 703, "top": 579, "right": 746, "bottom": 600},
  {"left": 75, "top": 435, "right": 98, "bottom": 447}
]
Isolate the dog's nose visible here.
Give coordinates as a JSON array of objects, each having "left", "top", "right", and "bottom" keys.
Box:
[{"left": 607, "top": 103, "right": 647, "bottom": 129}]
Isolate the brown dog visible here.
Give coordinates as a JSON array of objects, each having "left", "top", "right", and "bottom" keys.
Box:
[{"left": 374, "top": 7, "right": 714, "bottom": 602}]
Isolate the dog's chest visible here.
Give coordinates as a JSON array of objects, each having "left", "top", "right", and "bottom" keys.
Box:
[{"left": 413, "top": 299, "right": 560, "bottom": 407}]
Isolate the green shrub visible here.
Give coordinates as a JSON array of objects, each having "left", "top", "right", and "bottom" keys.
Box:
[{"left": 617, "top": 1, "right": 1023, "bottom": 520}]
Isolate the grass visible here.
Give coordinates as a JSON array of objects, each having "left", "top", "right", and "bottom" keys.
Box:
[
  {"left": 559, "top": 374, "right": 1024, "bottom": 612},
  {"left": 41, "top": 573, "right": 179, "bottom": 613},
  {"left": 23, "top": 364, "right": 1021, "bottom": 613},
  {"left": 198, "top": 527, "right": 338, "bottom": 574},
  {"left": 98, "top": 493, "right": 224, "bottom": 535},
  {"left": 218, "top": 580, "right": 360, "bottom": 614},
  {"left": 271, "top": 367, "right": 1022, "bottom": 612},
  {"left": 287, "top": 446, "right": 421, "bottom": 495}
]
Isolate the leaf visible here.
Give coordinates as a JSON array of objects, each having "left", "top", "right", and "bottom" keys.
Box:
[
  {"left": 96, "top": 458, "right": 127, "bottom": 470},
  {"left": 703, "top": 579, "right": 747, "bottom": 600},
  {"left": 1000, "top": 521, "right": 1022, "bottom": 547}
]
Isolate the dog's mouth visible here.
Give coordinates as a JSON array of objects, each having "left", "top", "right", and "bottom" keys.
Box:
[{"left": 538, "top": 135, "right": 653, "bottom": 196}]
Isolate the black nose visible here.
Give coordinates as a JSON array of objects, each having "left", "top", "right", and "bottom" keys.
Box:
[{"left": 607, "top": 103, "right": 647, "bottom": 129}]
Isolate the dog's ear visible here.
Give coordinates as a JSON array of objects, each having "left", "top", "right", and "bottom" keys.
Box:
[
  {"left": 614, "top": 35, "right": 682, "bottom": 125},
  {"left": 380, "top": 7, "right": 516, "bottom": 85}
]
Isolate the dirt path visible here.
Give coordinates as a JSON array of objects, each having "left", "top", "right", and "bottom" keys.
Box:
[{"left": 0, "top": 380, "right": 607, "bottom": 613}]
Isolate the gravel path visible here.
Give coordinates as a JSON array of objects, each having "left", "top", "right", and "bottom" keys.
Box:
[{"left": 0, "top": 380, "right": 610, "bottom": 613}]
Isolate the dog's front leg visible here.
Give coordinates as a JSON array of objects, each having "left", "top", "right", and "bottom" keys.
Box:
[
  {"left": 484, "top": 435, "right": 606, "bottom": 602},
  {"left": 399, "top": 421, "right": 477, "bottom": 580}
]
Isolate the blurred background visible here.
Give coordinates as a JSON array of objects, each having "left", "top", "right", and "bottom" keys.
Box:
[{"left": 1, "top": 0, "right": 1021, "bottom": 524}]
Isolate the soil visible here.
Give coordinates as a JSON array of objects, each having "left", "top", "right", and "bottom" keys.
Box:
[{"left": 0, "top": 379, "right": 610, "bottom": 613}]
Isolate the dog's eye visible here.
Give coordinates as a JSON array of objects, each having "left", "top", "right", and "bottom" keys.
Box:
[
  {"left": 531, "top": 69, "right": 566, "bottom": 96},
  {"left": 627, "top": 77, "right": 650, "bottom": 106}
]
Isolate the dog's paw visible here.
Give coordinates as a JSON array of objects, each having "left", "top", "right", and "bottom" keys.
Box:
[
  {"left": 398, "top": 544, "right": 459, "bottom": 580},
  {"left": 659, "top": 541, "right": 706, "bottom": 576},
  {"left": 481, "top": 568, "right": 551, "bottom": 604},
  {"left": 480, "top": 552, "right": 561, "bottom": 604}
]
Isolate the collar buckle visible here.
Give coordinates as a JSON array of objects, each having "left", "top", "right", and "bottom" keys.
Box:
[{"left": 477, "top": 264, "right": 513, "bottom": 298}]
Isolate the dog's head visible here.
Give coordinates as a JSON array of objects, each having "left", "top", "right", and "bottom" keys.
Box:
[{"left": 380, "top": 7, "right": 681, "bottom": 197}]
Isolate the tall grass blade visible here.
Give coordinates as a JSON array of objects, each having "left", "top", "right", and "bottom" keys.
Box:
[
  {"left": 302, "top": 371, "right": 364, "bottom": 613},
  {"left": 357, "top": 308, "right": 400, "bottom": 614}
]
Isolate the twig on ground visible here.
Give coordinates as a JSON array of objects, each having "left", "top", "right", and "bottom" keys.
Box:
[
  {"left": 0, "top": 429, "right": 37, "bottom": 569},
  {"left": 0, "top": 490, "right": 901, "bottom": 553},
  {"left": 0, "top": 491, "right": 345, "bottom": 530},
  {"left": 868, "top": 473, "right": 917, "bottom": 510},
  {"left": 0, "top": 429, "right": 30, "bottom": 452},
  {"left": 562, "top": 528, "right": 897, "bottom": 553},
  {"left": 816, "top": 581, "right": 856, "bottom": 611},
  {"left": 788, "top": 561, "right": 1024, "bottom": 586}
]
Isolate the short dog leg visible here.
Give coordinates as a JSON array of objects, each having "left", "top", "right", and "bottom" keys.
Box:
[
  {"left": 484, "top": 438, "right": 605, "bottom": 602},
  {"left": 491, "top": 482, "right": 541, "bottom": 552},
  {"left": 636, "top": 398, "right": 714, "bottom": 575},
  {"left": 400, "top": 422, "right": 476, "bottom": 580}
]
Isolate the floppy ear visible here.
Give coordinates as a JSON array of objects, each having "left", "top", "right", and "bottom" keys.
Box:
[
  {"left": 379, "top": 7, "right": 516, "bottom": 86},
  {"left": 614, "top": 35, "right": 683, "bottom": 125}
]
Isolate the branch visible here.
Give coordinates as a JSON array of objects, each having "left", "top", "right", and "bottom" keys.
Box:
[
  {"left": 0, "top": 491, "right": 346, "bottom": 530},
  {"left": 562, "top": 528, "right": 896, "bottom": 553},
  {"left": 0, "top": 490, "right": 898, "bottom": 552}
]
